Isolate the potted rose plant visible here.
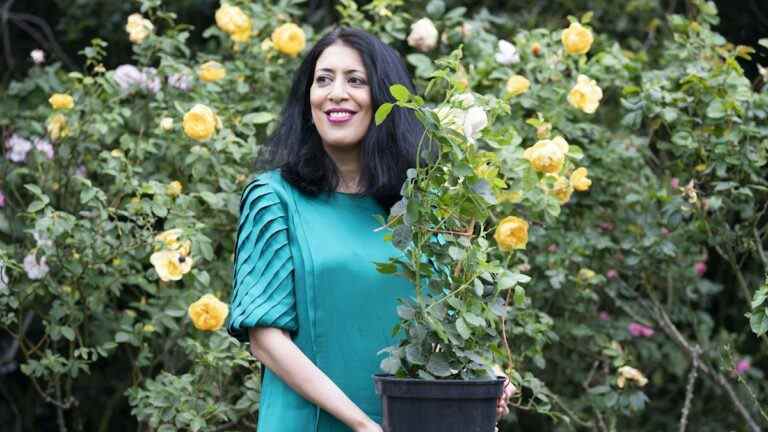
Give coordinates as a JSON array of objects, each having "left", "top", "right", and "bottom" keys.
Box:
[{"left": 371, "top": 46, "right": 590, "bottom": 431}]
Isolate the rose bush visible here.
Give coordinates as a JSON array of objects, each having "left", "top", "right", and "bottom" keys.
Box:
[{"left": 0, "top": 0, "right": 766, "bottom": 431}]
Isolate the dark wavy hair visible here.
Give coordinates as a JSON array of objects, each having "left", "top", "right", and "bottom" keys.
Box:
[{"left": 265, "top": 26, "right": 423, "bottom": 210}]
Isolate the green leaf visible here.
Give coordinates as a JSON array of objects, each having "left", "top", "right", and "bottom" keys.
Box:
[
  {"left": 375, "top": 261, "right": 397, "bottom": 274},
  {"left": 390, "top": 84, "right": 410, "bottom": 102},
  {"left": 380, "top": 355, "right": 402, "bottom": 374},
  {"left": 405, "top": 343, "right": 426, "bottom": 365},
  {"left": 426, "top": 0, "right": 446, "bottom": 17},
  {"left": 60, "top": 327, "right": 75, "bottom": 341},
  {"left": 751, "top": 288, "right": 767, "bottom": 309},
  {"left": 397, "top": 305, "right": 416, "bottom": 320},
  {"left": 514, "top": 285, "right": 526, "bottom": 306},
  {"left": 242, "top": 112, "right": 275, "bottom": 124},
  {"left": 115, "top": 332, "right": 132, "bottom": 343},
  {"left": 749, "top": 310, "right": 768, "bottom": 336},
  {"left": 426, "top": 352, "right": 453, "bottom": 377},
  {"left": 27, "top": 200, "right": 48, "bottom": 213},
  {"left": 567, "top": 145, "right": 584, "bottom": 160},
  {"left": 455, "top": 317, "right": 471, "bottom": 339},
  {"left": 375, "top": 103, "right": 393, "bottom": 125},
  {"left": 706, "top": 99, "right": 726, "bottom": 118}
]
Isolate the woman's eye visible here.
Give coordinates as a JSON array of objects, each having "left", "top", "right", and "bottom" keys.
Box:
[
  {"left": 349, "top": 77, "right": 367, "bottom": 85},
  {"left": 316, "top": 76, "right": 331, "bottom": 85}
]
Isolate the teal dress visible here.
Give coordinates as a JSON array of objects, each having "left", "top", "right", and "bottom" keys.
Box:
[{"left": 227, "top": 170, "right": 413, "bottom": 432}]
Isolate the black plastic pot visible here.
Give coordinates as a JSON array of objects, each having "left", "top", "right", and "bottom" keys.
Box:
[{"left": 373, "top": 373, "right": 504, "bottom": 432}]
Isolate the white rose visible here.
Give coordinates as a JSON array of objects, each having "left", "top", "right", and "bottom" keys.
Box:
[
  {"left": 463, "top": 106, "right": 488, "bottom": 143},
  {"left": 494, "top": 40, "right": 520, "bottom": 65},
  {"left": 23, "top": 253, "right": 49, "bottom": 280},
  {"left": 160, "top": 117, "right": 174, "bottom": 131},
  {"left": 30, "top": 49, "right": 45, "bottom": 64},
  {"left": 407, "top": 18, "right": 439, "bottom": 53}
]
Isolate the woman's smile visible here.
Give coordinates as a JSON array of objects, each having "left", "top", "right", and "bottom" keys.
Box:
[{"left": 325, "top": 108, "right": 357, "bottom": 124}]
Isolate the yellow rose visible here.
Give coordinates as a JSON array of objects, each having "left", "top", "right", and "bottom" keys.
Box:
[
  {"left": 125, "top": 13, "right": 154, "bottom": 44},
  {"left": 568, "top": 74, "right": 603, "bottom": 114},
  {"left": 616, "top": 365, "right": 648, "bottom": 388},
  {"left": 542, "top": 174, "right": 573, "bottom": 204},
  {"left": 561, "top": 22, "right": 593, "bottom": 55},
  {"left": 183, "top": 104, "right": 217, "bottom": 141},
  {"left": 48, "top": 93, "right": 74, "bottom": 110},
  {"left": 570, "top": 167, "right": 592, "bottom": 191},
  {"left": 505, "top": 75, "right": 530, "bottom": 96},
  {"left": 188, "top": 294, "right": 229, "bottom": 331},
  {"left": 150, "top": 250, "right": 193, "bottom": 282},
  {"left": 155, "top": 228, "right": 191, "bottom": 256},
  {"left": 197, "top": 61, "right": 227, "bottom": 82},
  {"left": 261, "top": 38, "right": 274, "bottom": 52},
  {"left": 142, "top": 324, "right": 156, "bottom": 333},
  {"left": 577, "top": 268, "right": 596, "bottom": 281},
  {"left": 215, "top": 4, "right": 252, "bottom": 42},
  {"left": 523, "top": 136, "right": 569, "bottom": 174},
  {"left": 47, "top": 114, "right": 68, "bottom": 140},
  {"left": 166, "top": 181, "right": 183, "bottom": 197},
  {"left": 271, "top": 23, "right": 306, "bottom": 57},
  {"left": 494, "top": 216, "right": 529, "bottom": 251}
]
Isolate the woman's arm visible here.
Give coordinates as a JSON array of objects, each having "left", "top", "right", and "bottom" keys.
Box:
[{"left": 249, "top": 326, "right": 382, "bottom": 432}]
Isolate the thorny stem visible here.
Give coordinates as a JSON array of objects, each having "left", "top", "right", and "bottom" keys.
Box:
[
  {"left": 678, "top": 347, "right": 700, "bottom": 432},
  {"left": 646, "top": 292, "right": 762, "bottom": 432}
]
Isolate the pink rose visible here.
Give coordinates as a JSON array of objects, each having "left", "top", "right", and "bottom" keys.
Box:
[
  {"left": 694, "top": 261, "right": 707, "bottom": 277},
  {"left": 670, "top": 177, "right": 680, "bottom": 189},
  {"left": 598, "top": 311, "right": 611, "bottom": 321},
  {"left": 628, "top": 322, "right": 655, "bottom": 337},
  {"left": 605, "top": 269, "right": 618, "bottom": 280},
  {"left": 0, "top": 191, "right": 5, "bottom": 208},
  {"left": 734, "top": 358, "right": 750, "bottom": 375}
]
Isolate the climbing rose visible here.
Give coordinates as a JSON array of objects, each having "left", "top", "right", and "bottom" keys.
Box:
[
  {"left": 23, "top": 253, "right": 49, "bottom": 280},
  {"left": 570, "top": 167, "right": 592, "bottom": 191},
  {"left": 463, "top": 106, "right": 488, "bottom": 143},
  {"left": 694, "top": 261, "right": 707, "bottom": 276},
  {"left": 154, "top": 228, "right": 191, "bottom": 256},
  {"left": 47, "top": 114, "right": 68, "bottom": 141},
  {"left": 734, "top": 358, "right": 751, "bottom": 375},
  {"left": 188, "top": 294, "right": 229, "bottom": 331},
  {"left": 617, "top": 366, "right": 648, "bottom": 388},
  {"left": 166, "top": 181, "right": 183, "bottom": 197},
  {"left": 568, "top": 74, "right": 603, "bottom": 114},
  {"left": 183, "top": 104, "right": 217, "bottom": 142},
  {"left": 125, "top": 13, "right": 154, "bottom": 44},
  {"left": 198, "top": 61, "right": 226, "bottom": 82},
  {"left": 271, "top": 23, "right": 306, "bottom": 57},
  {"left": 5, "top": 134, "right": 32, "bottom": 163},
  {"left": 523, "top": 136, "right": 569, "bottom": 174},
  {"left": 495, "top": 40, "right": 519, "bottom": 65},
  {"left": 34, "top": 138, "right": 54, "bottom": 160},
  {"left": 561, "top": 22, "right": 593, "bottom": 55},
  {"left": 215, "top": 4, "right": 252, "bottom": 42},
  {"left": 407, "top": 18, "right": 438, "bottom": 53},
  {"left": 494, "top": 216, "right": 529, "bottom": 251},
  {"left": 30, "top": 49, "right": 45, "bottom": 64},
  {"left": 150, "top": 250, "right": 192, "bottom": 282},
  {"left": 505, "top": 75, "right": 530, "bottom": 96},
  {"left": 628, "top": 322, "right": 655, "bottom": 337},
  {"left": 543, "top": 174, "right": 573, "bottom": 204},
  {"left": 48, "top": 93, "right": 74, "bottom": 110}
]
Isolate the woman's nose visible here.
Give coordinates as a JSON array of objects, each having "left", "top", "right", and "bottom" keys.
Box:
[{"left": 328, "top": 80, "right": 348, "bottom": 102}]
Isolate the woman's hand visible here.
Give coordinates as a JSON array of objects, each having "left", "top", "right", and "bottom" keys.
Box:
[
  {"left": 353, "top": 419, "right": 383, "bottom": 432},
  {"left": 494, "top": 365, "right": 517, "bottom": 421}
]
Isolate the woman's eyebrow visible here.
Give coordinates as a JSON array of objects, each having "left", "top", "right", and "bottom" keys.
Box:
[{"left": 317, "top": 67, "right": 365, "bottom": 75}]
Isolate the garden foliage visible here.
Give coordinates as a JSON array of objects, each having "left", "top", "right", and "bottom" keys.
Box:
[{"left": 0, "top": 0, "right": 766, "bottom": 431}]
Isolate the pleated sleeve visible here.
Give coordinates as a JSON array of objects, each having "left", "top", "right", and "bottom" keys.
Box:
[{"left": 226, "top": 178, "right": 298, "bottom": 343}]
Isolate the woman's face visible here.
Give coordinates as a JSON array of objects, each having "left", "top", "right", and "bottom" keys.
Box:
[{"left": 309, "top": 41, "right": 372, "bottom": 151}]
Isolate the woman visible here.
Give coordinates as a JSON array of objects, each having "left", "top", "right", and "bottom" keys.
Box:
[{"left": 227, "top": 27, "right": 512, "bottom": 432}]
